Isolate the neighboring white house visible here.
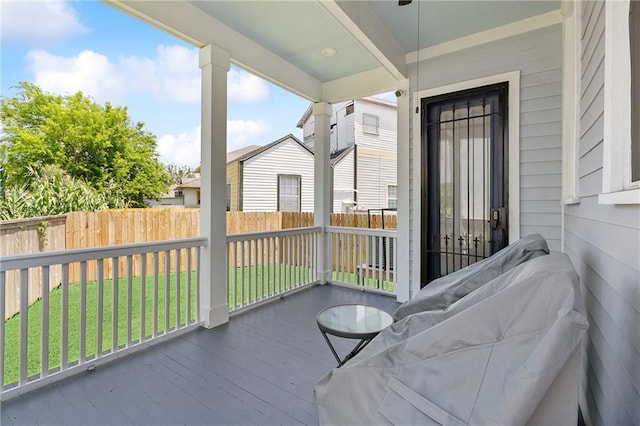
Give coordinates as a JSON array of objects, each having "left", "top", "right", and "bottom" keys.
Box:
[
  {"left": 227, "top": 134, "right": 315, "bottom": 212},
  {"left": 298, "top": 97, "right": 398, "bottom": 213}
]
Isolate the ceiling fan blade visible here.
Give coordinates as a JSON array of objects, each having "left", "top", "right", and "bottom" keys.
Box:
[{"left": 399, "top": 0, "right": 413, "bottom": 5}]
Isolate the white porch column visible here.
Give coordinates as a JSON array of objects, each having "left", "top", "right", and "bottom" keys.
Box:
[
  {"left": 396, "top": 79, "right": 411, "bottom": 303},
  {"left": 199, "top": 45, "right": 230, "bottom": 328},
  {"left": 313, "top": 102, "right": 332, "bottom": 284}
]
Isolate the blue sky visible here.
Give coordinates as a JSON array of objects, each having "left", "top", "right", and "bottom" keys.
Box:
[{"left": 1, "top": 0, "right": 311, "bottom": 168}]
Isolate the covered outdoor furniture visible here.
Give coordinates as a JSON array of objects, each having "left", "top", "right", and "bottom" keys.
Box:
[
  {"left": 393, "top": 233, "right": 550, "bottom": 321},
  {"left": 316, "top": 253, "right": 587, "bottom": 425}
]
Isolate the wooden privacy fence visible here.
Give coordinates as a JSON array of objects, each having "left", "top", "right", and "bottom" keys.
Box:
[
  {"left": 1, "top": 215, "right": 67, "bottom": 321},
  {"left": 2, "top": 209, "right": 394, "bottom": 319}
]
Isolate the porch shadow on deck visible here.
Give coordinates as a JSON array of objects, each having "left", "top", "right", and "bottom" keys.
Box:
[{"left": 1, "top": 284, "right": 399, "bottom": 425}]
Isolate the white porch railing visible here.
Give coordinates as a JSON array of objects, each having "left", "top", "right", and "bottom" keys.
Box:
[
  {"left": 226, "top": 227, "right": 321, "bottom": 313},
  {"left": 0, "top": 238, "right": 206, "bottom": 400},
  {"left": 327, "top": 226, "right": 398, "bottom": 295},
  {"left": 0, "top": 225, "right": 395, "bottom": 400}
]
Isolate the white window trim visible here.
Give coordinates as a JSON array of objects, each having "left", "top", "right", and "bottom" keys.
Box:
[
  {"left": 561, "top": 0, "right": 581, "bottom": 205},
  {"left": 600, "top": 0, "right": 640, "bottom": 205},
  {"left": 363, "top": 113, "right": 379, "bottom": 135}
]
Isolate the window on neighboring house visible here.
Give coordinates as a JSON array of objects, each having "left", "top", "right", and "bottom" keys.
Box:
[
  {"left": 174, "top": 190, "right": 183, "bottom": 198},
  {"left": 631, "top": 0, "right": 639, "bottom": 182},
  {"left": 387, "top": 184, "right": 398, "bottom": 208},
  {"left": 345, "top": 103, "right": 354, "bottom": 116},
  {"left": 226, "top": 182, "right": 231, "bottom": 211},
  {"left": 278, "top": 174, "right": 301, "bottom": 212},
  {"left": 363, "top": 113, "right": 379, "bottom": 135}
]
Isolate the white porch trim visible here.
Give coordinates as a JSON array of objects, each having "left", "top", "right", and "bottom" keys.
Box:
[
  {"left": 199, "top": 44, "right": 230, "bottom": 328},
  {"left": 313, "top": 102, "right": 332, "bottom": 284},
  {"left": 410, "top": 71, "right": 521, "bottom": 296},
  {"left": 396, "top": 79, "right": 411, "bottom": 303}
]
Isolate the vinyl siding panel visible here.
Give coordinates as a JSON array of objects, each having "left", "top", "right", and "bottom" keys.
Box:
[
  {"left": 241, "top": 139, "right": 315, "bottom": 212},
  {"left": 354, "top": 100, "right": 397, "bottom": 153},
  {"left": 356, "top": 149, "right": 397, "bottom": 210},
  {"left": 408, "top": 24, "right": 565, "bottom": 287},
  {"left": 332, "top": 149, "right": 355, "bottom": 213},
  {"left": 226, "top": 161, "right": 240, "bottom": 211},
  {"left": 564, "top": 2, "right": 640, "bottom": 425}
]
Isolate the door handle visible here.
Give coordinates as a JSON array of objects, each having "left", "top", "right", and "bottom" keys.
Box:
[{"left": 490, "top": 208, "right": 503, "bottom": 230}]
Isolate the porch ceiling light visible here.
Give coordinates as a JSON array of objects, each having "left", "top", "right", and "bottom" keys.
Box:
[{"left": 321, "top": 47, "right": 337, "bottom": 57}]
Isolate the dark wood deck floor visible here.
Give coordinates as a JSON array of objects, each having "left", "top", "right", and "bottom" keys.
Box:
[{"left": 1, "top": 284, "right": 399, "bottom": 425}]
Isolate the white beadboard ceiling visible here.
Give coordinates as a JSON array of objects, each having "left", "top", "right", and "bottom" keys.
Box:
[{"left": 108, "top": 0, "right": 561, "bottom": 101}]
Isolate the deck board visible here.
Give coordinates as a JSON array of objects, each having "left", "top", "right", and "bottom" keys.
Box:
[{"left": 1, "top": 285, "right": 399, "bottom": 425}]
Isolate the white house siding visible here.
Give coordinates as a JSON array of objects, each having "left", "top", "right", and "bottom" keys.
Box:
[
  {"left": 564, "top": 2, "right": 640, "bottom": 425},
  {"left": 354, "top": 100, "right": 398, "bottom": 211},
  {"left": 334, "top": 104, "right": 355, "bottom": 153},
  {"left": 241, "top": 139, "right": 315, "bottom": 212},
  {"left": 332, "top": 149, "right": 355, "bottom": 213},
  {"left": 407, "top": 24, "right": 565, "bottom": 288}
]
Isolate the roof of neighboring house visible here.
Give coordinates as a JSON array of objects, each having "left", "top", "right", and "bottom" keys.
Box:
[
  {"left": 227, "top": 144, "right": 262, "bottom": 163},
  {"left": 232, "top": 134, "right": 312, "bottom": 163},
  {"left": 175, "top": 177, "right": 201, "bottom": 190},
  {"left": 330, "top": 145, "right": 355, "bottom": 166}
]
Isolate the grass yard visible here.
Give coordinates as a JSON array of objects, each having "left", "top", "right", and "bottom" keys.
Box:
[
  {"left": 3, "top": 271, "right": 197, "bottom": 386},
  {"left": 3, "top": 263, "right": 315, "bottom": 386}
]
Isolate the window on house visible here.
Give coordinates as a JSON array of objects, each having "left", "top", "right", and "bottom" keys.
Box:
[
  {"left": 345, "top": 103, "right": 354, "bottom": 116},
  {"left": 226, "top": 182, "right": 231, "bottom": 211},
  {"left": 363, "top": 113, "right": 379, "bottom": 135},
  {"left": 631, "top": 0, "right": 639, "bottom": 182},
  {"left": 174, "top": 190, "right": 183, "bottom": 197},
  {"left": 601, "top": 0, "right": 640, "bottom": 203},
  {"left": 278, "top": 174, "right": 301, "bottom": 212},
  {"left": 387, "top": 184, "right": 398, "bottom": 208}
]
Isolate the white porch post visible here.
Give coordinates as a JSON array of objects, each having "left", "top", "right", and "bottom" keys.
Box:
[
  {"left": 313, "top": 102, "right": 332, "bottom": 284},
  {"left": 199, "top": 44, "right": 230, "bottom": 328},
  {"left": 396, "top": 79, "right": 411, "bottom": 303}
]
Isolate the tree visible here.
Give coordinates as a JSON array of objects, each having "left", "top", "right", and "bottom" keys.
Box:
[
  {"left": 164, "top": 163, "right": 197, "bottom": 185},
  {"left": 0, "top": 82, "right": 172, "bottom": 208}
]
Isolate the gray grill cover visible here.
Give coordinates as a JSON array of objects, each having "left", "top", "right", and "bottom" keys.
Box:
[
  {"left": 316, "top": 254, "right": 587, "bottom": 425},
  {"left": 393, "top": 234, "right": 549, "bottom": 321}
]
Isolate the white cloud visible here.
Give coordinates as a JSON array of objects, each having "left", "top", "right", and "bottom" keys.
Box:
[
  {"left": 157, "top": 126, "right": 202, "bottom": 168},
  {"left": 26, "top": 46, "right": 270, "bottom": 105},
  {"left": 157, "top": 120, "right": 271, "bottom": 166},
  {"left": 27, "top": 49, "right": 124, "bottom": 100},
  {"left": 227, "top": 120, "right": 271, "bottom": 150},
  {"left": 1, "top": 0, "right": 89, "bottom": 44},
  {"left": 228, "top": 69, "right": 270, "bottom": 102}
]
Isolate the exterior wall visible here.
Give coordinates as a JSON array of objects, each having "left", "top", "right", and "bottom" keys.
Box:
[
  {"left": 565, "top": 2, "right": 640, "bottom": 425},
  {"left": 226, "top": 161, "right": 240, "bottom": 211},
  {"left": 354, "top": 100, "right": 397, "bottom": 153},
  {"left": 332, "top": 149, "right": 355, "bottom": 212},
  {"left": 334, "top": 101, "right": 355, "bottom": 152},
  {"left": 183, "top": 188, "right": 199, "bottom": 207},
  {"left": 407, "top": 24, "right": 564, "bottom": 289},
  {"left": 241, "top": 138, "right": 315, "bottom": 212},
  {"left": 354, "top": 99, "right": 398, "bottom": 211},
  {"left": 356, "top": 148, "right": 397, "bottom": 210}
]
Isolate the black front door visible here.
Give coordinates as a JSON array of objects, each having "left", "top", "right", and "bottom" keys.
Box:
[{"left": 421, "top": 83, "right": 509, "bottom": 285}]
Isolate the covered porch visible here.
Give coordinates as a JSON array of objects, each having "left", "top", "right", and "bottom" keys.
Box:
[
  {"left": 1, "top": 1, "right": 638, "bottom": 425},
  {"left": 1, "top": 285, "right": 399, "bottom": 425}
]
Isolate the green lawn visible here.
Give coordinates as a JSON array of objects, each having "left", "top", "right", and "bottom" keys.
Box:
[
  {"left": 3, "top": 271, "right": 197, "bottom": 386},
  {"left": 3, "top": 263, "right": 315, "bottom": 386}
]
